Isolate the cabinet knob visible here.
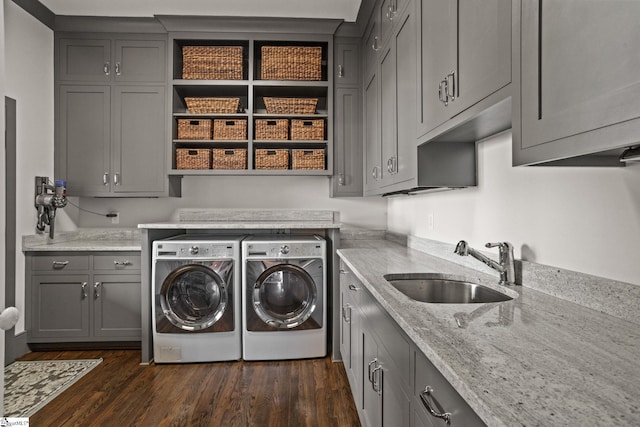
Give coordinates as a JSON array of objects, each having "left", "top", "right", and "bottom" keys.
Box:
[
  {"left": 446, "top": 70, "right": 456, "bottom": 101},
  {"left": 338, "top": 64, "right": 344, "bottom": 78},
  {"left": 103, "top": 173, "right": 109, "bottom": 186},
  {"left": 113, "top": 173, "right": 120, "bottom": 186},
  {"left": 115, "top": 62, "right": 121, "bottom": 76},
  {"left": 348, "top": 284, "right": 360, "bottom": 292},
  {"left": 372, "top": 36, "right": 381, "bottom": 52},
  {"left": 104, "top": 62, "right": 110, "bottom": 76}
]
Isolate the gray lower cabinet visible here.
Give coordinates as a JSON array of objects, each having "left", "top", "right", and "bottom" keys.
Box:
[
  {"left": 414, "top": 349, "right": 485, "bottom": 426},
  {"left": 27, "top": 252, "right": 141, "bottom": 344},
  {"left": 513, "top": 0, "right": 640, "bottom": 166},
  {"left": 417, "top": 0, "right": 511, "bottom": 140},
  {"left": 339, "top": 259, "right": 485, "bottom": 427}
]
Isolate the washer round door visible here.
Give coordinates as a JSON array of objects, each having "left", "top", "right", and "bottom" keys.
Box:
[
  {"left": 252, "top": 263, "right": 318, "bottom": 329},
  {"left": 160, "top": 263, "right": 228, "bottom": 331}
]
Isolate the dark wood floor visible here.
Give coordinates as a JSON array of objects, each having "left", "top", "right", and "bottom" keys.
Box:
[{"left": 18, "top": 350, "right": 361, "bottom": 427}]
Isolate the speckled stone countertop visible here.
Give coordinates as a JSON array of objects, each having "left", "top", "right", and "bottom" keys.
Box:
[
  {"left": 338, "top": 243, "right": 640, "bottom": 426},
  {"left": 23, "top": 228, "right": 142, "bottom": 252}
]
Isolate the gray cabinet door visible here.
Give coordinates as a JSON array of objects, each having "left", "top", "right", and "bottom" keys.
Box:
[
  {"left": 379, "top": 44, "right": 395, "bottom": 187},
  {"left": 361, "top": 322, "right": 381, "bottom": 427},
  {"left": 364, "top": 72, "right": 382, "bottom": 194},
  {"left": 379, "top": 343, "right": 411, "bottom": 427},
  {"left": 58, "top": 85, "right": 111, "bottom": 196},
  {"left": 333, "top": 87, "right": 363, "bottom": 197},
  {"left": 58, "top": 38, "right": 111, "bottom": 82},
  {"left": 93, "top": 274, "right": 142, "bottom": 338},
  {"left": 114, "top": 39, "right": 166, "bottom": 83},
  {"left": 335, "top": 41, "right": 360, "bottom": 87},
  {"left": 417, "top": 0, "right": 457, "bottom": 136},
  {"left": 31, "top": 274, "right": 90, "bottom": 339},
  {"left": 449, "top": 0, "right": 511, "bottom": 118},
  {"left": 388, "top": 8, "right": 417, "bottom": 188},
  {"left": 515, "top": 0, "right": 640, "bottom": 165},
  {"left": 112, "top": 86, "right": 166, "bottom": 194}
]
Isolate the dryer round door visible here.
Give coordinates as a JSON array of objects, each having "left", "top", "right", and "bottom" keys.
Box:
[
  {"left": 160, "top": 263, "right": 228, "bottom": 331},
  {"left": 252, "top": 263, "right": 318, "bottom": 329}
]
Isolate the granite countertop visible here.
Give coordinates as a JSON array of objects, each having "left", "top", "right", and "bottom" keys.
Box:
[
  {"left": 22, "top": 229, "right": 142, "bottom": 252},
  {"left": 338, "top": 243, "right": 640, "bottom": 426}
]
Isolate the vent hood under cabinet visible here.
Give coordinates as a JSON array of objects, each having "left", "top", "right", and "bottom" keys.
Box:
[{"left": 383, "top": 139, "right": 477, "bottom": 197}]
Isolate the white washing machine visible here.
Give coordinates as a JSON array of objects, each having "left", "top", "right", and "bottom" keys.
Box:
[
  {"left": 242, "top": 235, "right": 327, "bottom": 360},
  {"left": 152, "top": 235, "right": 243, "bottom": 363}
]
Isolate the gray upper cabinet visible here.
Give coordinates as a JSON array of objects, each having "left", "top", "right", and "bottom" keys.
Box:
[
  {"left": 417, "top": 0, "right": 511, "bottom": 140},
  {"left": 55, "top": 33, "right": 168, "bottom": 197},
  {"left": 513, "top": 0, "right": 640, "bottom": 166},
  {"left": 332, "top": 38, "right": 363, "bottom": 197},
  {"left": 364, "top": 2, "right": 418, "bottom": 196},
  {"left": 58, "top": 37, "right": 166, "bottom": 83}
]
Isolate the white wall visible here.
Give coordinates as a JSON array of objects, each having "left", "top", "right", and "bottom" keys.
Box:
[
  {"left": 76, "top": 175, "right": 387, "bottom": 229},
  {"left": 388, "top": 131, "right": 640, "bottom": 286},
  {"left": 4, "top": 1, "right": 55, "bottom": 334}
]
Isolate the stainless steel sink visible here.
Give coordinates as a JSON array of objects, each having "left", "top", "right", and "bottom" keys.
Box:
[{"left": 384, "top": 273, "right": 513, "bottom": 304}]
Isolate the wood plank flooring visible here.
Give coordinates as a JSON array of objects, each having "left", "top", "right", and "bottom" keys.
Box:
[{"left": 18, "top": 350, "right": 361, "bottom": 427}]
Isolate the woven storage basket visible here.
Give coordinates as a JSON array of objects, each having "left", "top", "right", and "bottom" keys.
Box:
[
  {"left": 212, "top": 148, "right": 247, "bottom": 170},
  {"left": 255, "top": 149, "right": 289, "bottom": 170},
  {"left": 213, "top": 119, "right": 247, "bottom": 140},
  {"left": 177, "top": 119, "right": 212, "bottom": 140},
  {"left": 176, "top": 148, "right": 211, "bottom": 169},
  {"left": 261, "top": 46, "right": 322, "bottom": 81},
  {"left": 263, "top": 97, "right": 318, "bottom": 115},
  {"left": 290, "top": 119, "right": 325, "bottom": 140},
  {"left": 182, "top": 46, "right": 243, "bottom": 80},
  {"left": 185, "top": 97, "right": 240, "bottom": 114},
  {"left": 255, "top": 119, "right": 289, "bottom": 140},
  {"left": 292, "top": 149, "right": 326, "bottom": 170}
]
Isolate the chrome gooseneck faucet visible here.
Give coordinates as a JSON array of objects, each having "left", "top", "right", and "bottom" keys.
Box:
[{"left": 454, "top": 240, "right": 516, "bottom": 286}]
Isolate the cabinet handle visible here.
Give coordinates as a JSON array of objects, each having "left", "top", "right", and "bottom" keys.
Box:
[
  {"left": 372, "top": 166, "right": 380, "bottom": 181},
  {"left": 446, "top": 70, "right": 456, "bottom": 101},
  {"left": 391, "top": 156, "right": 398, "bottom": 174},
  {"left": 386, "top": 3, "right": 397, "bottom": 21},
  {"left": 115, "top": 62, "right": 121, "bottom": 76},
  {"left": 439, "top": 80, "right": 449, "bottom": 106},
  {"left": 348, "top": 284, "right": 360, "bottom": 291},
  {"left": 339, "top": 269, "right": 347, "bottom": 274},
  {"left": 337, "top": 174, "right": 346, "bottom": 186},
  {"left": 372, "top": 36, "right": 381, "bottom": 52},
  {"left": 52, "top": 261, "right": 69, "bottom": 269},
  {"left": 372, "top": 365, "right": 383, "bottom": 394},
  {"left": 368, "top": 358, "right": 378, "bottom": 383},
  {"left": 81, "top": 282, "right": 88, "bottom": 299},
  {"left": 104, "top": 62, "right": 110, "bottom": 76},
  {"left": 103, "top": 173, "right": 109, "bottom": 186},
  {"left": 342, "top": 304, "right": 352, "bottom": 323},
  {"left": 419, "top": 386, "right": 452, "bottom": 425},
  {"left": 338, "top": 64, "right": 344, "bottom": 78},
  {"left": 114, "top": 260, "right": 132, "bottom": 266},
  {"left": 94, "top": 282, "right": 101, "bottom": 299},
  {"left": 387, "top": 158, "right": 393, "bottom": 173},
  {"left": 113, "top": 173, "right": 120, "bottom": 186}
]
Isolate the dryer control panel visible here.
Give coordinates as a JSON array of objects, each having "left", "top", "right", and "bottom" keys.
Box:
[
  {"left": 244, "top": 242, "right": 325, "bottom": 259},
  {"left": 154, "top": 241, "right": 236, "bottom": 259}
]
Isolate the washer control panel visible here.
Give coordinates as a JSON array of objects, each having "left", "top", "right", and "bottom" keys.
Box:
[
  {"left": 245, "top": 242, "right": 325, "bottom": 258},
  {"left": 154, "top": 242, "right": 236, "bottom": 258}
]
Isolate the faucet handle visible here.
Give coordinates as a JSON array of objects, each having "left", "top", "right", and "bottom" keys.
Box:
[{"left": 485, "top": 242, "right": 513, "bottom": 252}]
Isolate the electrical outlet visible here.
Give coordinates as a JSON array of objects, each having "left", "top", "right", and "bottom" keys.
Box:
[
  {"left": 427, "top": 213, "right": 434, "bottom": 231},
  {"left": 110, "top": 212, "right": 119, "bottom": 225}
]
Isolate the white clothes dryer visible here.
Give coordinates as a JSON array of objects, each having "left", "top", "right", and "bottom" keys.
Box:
[
  {"left": 152, "top": 235, "right": 243, "bottom": 363},
  {"left": 242, "top": 235, "right": 327, "bottom": 360}
]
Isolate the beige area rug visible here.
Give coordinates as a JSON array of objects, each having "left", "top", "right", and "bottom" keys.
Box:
[{"left": 4, "top": 359, "right": 102, "bottom": 417}]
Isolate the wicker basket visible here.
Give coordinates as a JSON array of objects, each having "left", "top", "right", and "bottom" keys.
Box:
[
  {"left": 176, "top": 148, "right": 211, "bottom": 169},
  {"left": 255, "top": 119, "right": 289, "bottom": 140},
  {"left": 182, "top": 46, "right": 243, "bottom": 80},
  {"left": 177, "top": 119, "right": 212, "bottom": 140},
  {"left": 292, "top": 149, "right": 326, "bottom": 170},
  {"left": 212, "top": 148, "right": 247, "bottom": 170},
  {"left": 290, "top": 119, "right": 325, "bottom": 140},
  {"left": 263, "top": 97, "right": 318, "bottom": 115},
  {"left": 255, "top": 149, "right": 289, "bottom": 170},
  {"left": 261, "top": 46, "right": 322, "bottom": 81},
  {"left": 213, "top": 119, "right": 247, "bottom": 140},
  {"left": 185, "top": 97, "right": 240, "bottom": 114}
]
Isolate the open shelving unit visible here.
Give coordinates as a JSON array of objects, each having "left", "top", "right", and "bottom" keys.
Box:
[{"left": 168, "top": 33, "right": 333, "bottom": 176}]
